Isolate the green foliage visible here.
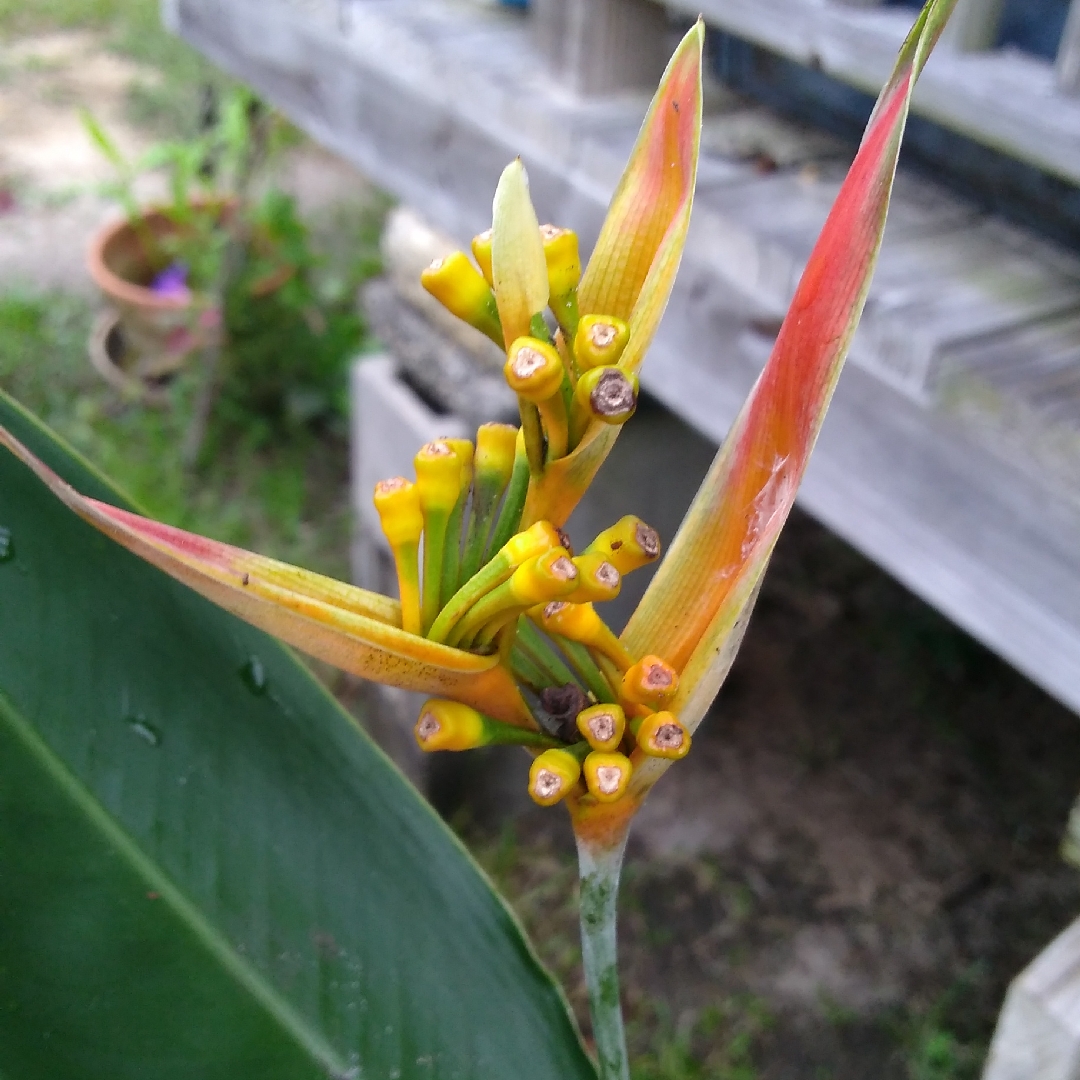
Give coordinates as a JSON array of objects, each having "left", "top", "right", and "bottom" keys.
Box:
[
  {"left": 82, "top": 80, "right": 386, "bottom": 438},
  {"left": 215, "top": 190, "right": 384, "bottom": 437},
  {"left": 0, "top": 391, "right": 597, "bottom": 1079},
  {"left": 82, "top": 85, "right": 274, "bottom": 291},
  {"left": 882, "top": 974, "right": 986, "bottom": 1080},
  {"left": 630, "top": 997, "right": 773, "bottom": 1080}
]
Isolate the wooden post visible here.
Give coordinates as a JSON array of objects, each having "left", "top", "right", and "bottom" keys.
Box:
[
  {"left": 1058, "top": 0, "right": 1080, "bottom": 95},
  {"left": 532, "top": 0, "right": 671, "bottom": 95},
  {"left": 939, "top": 0, "right": 1005, "bottom": 52}
]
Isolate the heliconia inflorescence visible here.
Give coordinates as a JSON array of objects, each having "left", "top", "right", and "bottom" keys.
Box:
[{"left": 0, "top": 0, "right": 960, "bottom": 839}]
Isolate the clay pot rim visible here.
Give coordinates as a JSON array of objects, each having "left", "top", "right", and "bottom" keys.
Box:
[{"left": 86, "top": 200, "right": 233, "bottom": 312}]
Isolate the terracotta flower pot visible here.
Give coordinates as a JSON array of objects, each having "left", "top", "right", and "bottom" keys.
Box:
[{"left": 86, "top": 205, "right": 226, "bottom": 395}]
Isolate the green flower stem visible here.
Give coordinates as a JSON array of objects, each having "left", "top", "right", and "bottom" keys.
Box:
[
  {"left": 576, "top": 832, "right": 630, "bottom": 1080},
  {"left": 509, "top": 646, "right": 550, "bottom": 693},
  {"left": 446, "top": 580, "right": 518, "bottom": 649},
  {"left": 421, "top": 508, "right": 449, "bottom": 634},
  {"left": 551, "top": 288, "right": 579, "bottom": 342},
  {"left": 484, "top": 444, "right": 530, "bottom": 561},
  {"left": 427, "top": 553, "right": 513, "bottom": 645},
  {"left": 459, "top": 471, "right": 507, "bottom": 589},
  {"left": 440, "top": 489, "right": 468, "bottom": 610},
  {"left": 551, "top": 635, "right": 617, "bottom": 704},
  {"left": 519, "top": 400, "right": 546, "bottom": 476},
  {"left": 515, "top": 619, "right": 578, "bottom": 688}
]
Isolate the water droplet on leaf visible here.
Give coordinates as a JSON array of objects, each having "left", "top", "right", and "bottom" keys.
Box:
[
  {"left": 240, "top": 655, "right": 267, "bottom": 695},
  {"left": 127, "top": 716, "right": 161, "bottom": 746},
  {"left": 0, "top": 526, "right": 14, "bottom": 563}
]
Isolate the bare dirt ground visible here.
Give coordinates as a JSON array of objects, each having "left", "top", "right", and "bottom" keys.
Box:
[
  {"left": 7, "top": 25, "right": 1080, "bottom": 1080},
  {"left": 0, "top": 30, "right": 159, "bottom": 291}
]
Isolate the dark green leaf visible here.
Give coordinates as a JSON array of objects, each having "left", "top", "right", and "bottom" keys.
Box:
[{"left": 0, "top": 391, "right": 594, "bottom": 1080}]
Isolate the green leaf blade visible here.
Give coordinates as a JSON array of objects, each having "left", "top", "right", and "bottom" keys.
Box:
[{"left": 0, "top": 391, "right": 595, "bottom": 1080}]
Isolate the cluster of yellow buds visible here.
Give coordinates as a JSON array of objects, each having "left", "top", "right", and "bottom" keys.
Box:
[
  {"left": 420, "top": 219, "right": 638, "bottom": 475},
  {"left": 369, "top": 214, "right": 689, "bottom": 809}
]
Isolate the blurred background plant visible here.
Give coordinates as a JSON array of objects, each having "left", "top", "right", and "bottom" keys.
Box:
[{"left": 83, "top": 82, "right": 382, "bottom": 458}]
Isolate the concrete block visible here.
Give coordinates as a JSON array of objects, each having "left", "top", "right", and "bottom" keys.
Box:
[{"left": 983, "top": 917, "right": 1080, "bottom": 1080}]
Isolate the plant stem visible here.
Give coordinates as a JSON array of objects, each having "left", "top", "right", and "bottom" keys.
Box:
[{"left": 576, "top": 831, "right": 630, "bottom": 1080}]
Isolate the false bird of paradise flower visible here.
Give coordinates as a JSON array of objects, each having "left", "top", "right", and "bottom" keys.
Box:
[{"left": 0, "top": 3, "right": 957, "bottom": 1075}]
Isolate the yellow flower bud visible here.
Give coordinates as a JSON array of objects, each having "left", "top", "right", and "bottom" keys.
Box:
[
  {"left": 567, "top": 552, "right": 622, "bottom": 604},
  {"left": 621, "top": 655, "right": 679, "bottom": 708},
  {"left": 415, "top": 699, "right": 561, "bottom": 751},
  {"left": 529, "top": 748, "right": 582, "bottom": 806},
  {"left": 445, "top": 438, "right": 475, "bottom": 487},
  {"left": 474, "top": 422, "right": 518, "bottom": 485},
  {"left": 500, "top": 520, "right": 562, "bottom": 569},
  {"left": 576, "top": 703, "right": 626, "bottom": 752},
  {"left": 372, "top": 477, "right": 423, "bottom": 549},
  {"left": 420, "top": 251, "right": 501, "bottom": 343},
  {"left": 573, "top": 314, "right": 629, "bottom": 371},
  {"left": 451, "top": 547, "right": 579, "bottom": 648},
  {"left": 574, "top": 366, "right": 639, "bottom": 426},
  {"left": 373, "top": 477, "right": 424, "bottom": 635},
  {"left": 585, "top": 515, "right": 661, "bottom": 575},
  {"left": 540, "top": 224, "right": 581, "bottom": 298},
  {"left": 632, "top": 711, "right": 691, "bottom": 760},
  {"left": 471, "top": 228, "right": 493, "bottom": 285},
  {"left": 583, "top": 751, "right": 632, "bottom": 803},
  {"left": 509, "top": 547, "right": 579, "bottom": 605},
  {"left": 414, "top": 440, "right": 462, "bottom": 516},
  {"left": 505, "top": 337, "right": 566, "bottom": 404},
  {"left": 533, "top": 600, "right": 634, "bottom": 671},
  {"left": 414, "top": 699, "right": 487, "bottom": 751}
]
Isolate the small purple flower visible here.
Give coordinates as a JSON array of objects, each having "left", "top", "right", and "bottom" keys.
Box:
[{"left": 149, "top": 262, "right": 191, "bottom": 300}]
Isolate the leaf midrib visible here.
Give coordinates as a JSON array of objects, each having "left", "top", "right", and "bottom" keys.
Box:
[{"left": 0, "top": 690, "right": 346, "bottom": 1076}]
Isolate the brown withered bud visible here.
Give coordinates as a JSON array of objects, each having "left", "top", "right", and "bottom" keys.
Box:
[{"left": 539, "top": 683, "right": 589, "bottom": 743}]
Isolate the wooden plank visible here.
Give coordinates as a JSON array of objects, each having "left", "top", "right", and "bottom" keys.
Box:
[
  {"left": 533, "top": 0, "right": 670, "bottom": 94},
  {"left": 937, "top": 312, "right": 1080, "bottom": 500},
  {"left": 171, "top": 0, "right": 1080, "bottom": 716},
  {"left": 658, "top": 0, "right": 1080, "bottom": 185},
  {"left": 693, "top": 168, "right": 1080, "bottom": 396},
  {"left": 1058, "top": 0, "right": 1080, "bottom": 94},
  {"left": 939, "top": 0, "right": 1005, "bottom": 53}
]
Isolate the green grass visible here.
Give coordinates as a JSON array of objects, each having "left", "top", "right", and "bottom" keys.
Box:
[
  {"left": 0, "top": 288, "right": 355, "bottom": 580},
  {"left": 887, "top": 975, "right": 986, "bottom": 1080},
  {"left": 629, "top": 998, "right": 773, "bottom": 1080}
]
